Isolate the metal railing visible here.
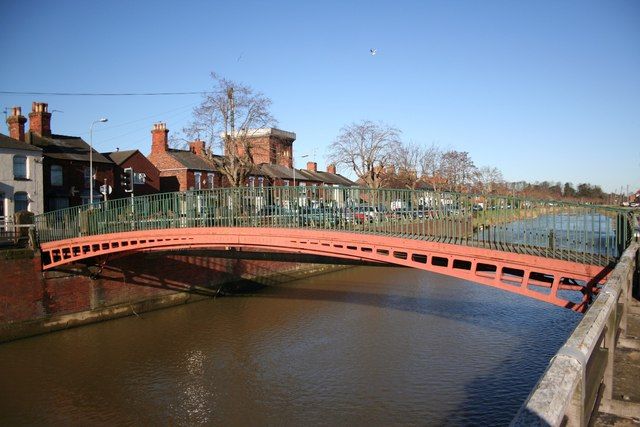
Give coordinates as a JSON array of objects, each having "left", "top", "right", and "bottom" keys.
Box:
[
  {"left": 34, "top": 186, "right": 637, "bottom": 266},
  {"left": 511, "top": 242, "right": 639, "bottom": 426},
  {"left": 1, "top": 216, "right": 36, "bottom": 248}
]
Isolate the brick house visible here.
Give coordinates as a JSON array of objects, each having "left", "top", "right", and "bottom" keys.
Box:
[
  {"left": 147, "top": 123, "right": 221, "bottom": 192},
  {"left": 0, "top": 124, "right": 44, "bottom": 218},
  {"left": 235, "top": 128, "right": 295, "bottom": 168},
  {"left": 147, "top": 121, "right": 356, "bottom": 192},
  {"left": 5, "top": 103, "right": 114, "bottom": 211},
  {"left": 102, "top": 149, "right": 161, "bottom": 199}
]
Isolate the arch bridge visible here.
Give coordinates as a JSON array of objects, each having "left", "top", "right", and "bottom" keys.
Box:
[{"left": 34, "top": 186, "right": 637, "bottom": 313}]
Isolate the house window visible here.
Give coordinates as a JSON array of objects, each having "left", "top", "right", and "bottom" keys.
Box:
[
  {"left": 14, "top": 192, "right": 29, "bottom": 212},
  {"left": 258, "top": 176, "right": 264, "bottom": 187},
  {"left": 51, "top": 165, "right": 63, "bottom": 187},
  {"left": 13, "top": 156, "right": 27, "bottom": 179},
  {"left": 0, "top": 193, "right": 5, "bottom": 219},
  {"left": 83, "top": 166, "right": 96, "bottom": 189},
  {"left": 207, "top": 173, "right": 215, "bottom": 189},
  {"left": 50, "top": 197, "right": 69, "bottom": 211},
  {"left": 283, "top": 180, "right": 290, "bottom": 186},
  {"left": 248, "top": 177, "right": 255, "bottom": 188},
  {"left": 194, "top": 172, "right": 202, "bottom": 190}
]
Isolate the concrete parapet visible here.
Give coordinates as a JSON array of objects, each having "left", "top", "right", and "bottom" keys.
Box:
[{"left": 512, "top": 242, "right": 639, "bottom": 426}]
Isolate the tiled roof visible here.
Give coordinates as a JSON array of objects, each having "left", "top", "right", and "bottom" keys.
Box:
[
  {"left": 28, "top": 132, "right": 113, "bottom": 164},
  {"left": 167, "top": 149, "right": 218, "bottom": 172},
  {"left": 257, "top": 163, "right": 296, "bottom": 179},
  {"left": 314, "top": 171, "right": 356, "bottom": 186},
  {"left": 0, "top": 133, "right": 42, "bottom": 152},
  {"left": 255, "top": 163, "right": 356, "bottom": 186},
  {"left": 102, "top": 149, "right": 137, "bottom": 165}
]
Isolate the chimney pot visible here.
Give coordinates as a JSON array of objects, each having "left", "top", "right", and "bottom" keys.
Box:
[
  {"left": 327, "top": 164, "right": 337, "bottom": 175},
  {"left": 28, "top": 102, "right": 52, "bottom": 137},
  {"left": 151, "top": 122, "right": 169, "bottom": 154},
  {"left": 189, "top": 139, "right": 205, "bottom": 157},
  {"left": 6, "top": 106, "right": 27, "bottom": 142},
  {"left": 306, "top": 161, "right": 317, "bottom": 172}
]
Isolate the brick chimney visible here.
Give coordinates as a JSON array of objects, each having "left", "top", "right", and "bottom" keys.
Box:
[
  {"left": 29, "top": 102, "right": 52, "bottom": 137},
  {"left": 327, "top": 164, "right": 337, "bottom": 175},
  {"left": 6, "top": 107, "right": 27, "bottom": 142},
  {"left": 189, "top": 139, "right": 205, "bottom": 156},
  {"left": 151, "top": 122, "right": 169, "bottom": 154},
  {"left": 306, "top": 161, "right": 317, "bottom": 172}
]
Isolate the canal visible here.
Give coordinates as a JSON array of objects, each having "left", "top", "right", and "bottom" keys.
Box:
[{"left": 0, "top": 265, "right": 581, "bottom": 425}]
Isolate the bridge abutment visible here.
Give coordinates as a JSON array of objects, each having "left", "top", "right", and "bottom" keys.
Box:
[{"left": 0, "top": 249, "right": 345, "bottom": 343}]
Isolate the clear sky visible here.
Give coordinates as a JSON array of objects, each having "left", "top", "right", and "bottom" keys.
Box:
[{"left": 1, "top": 0, "right": 638, "bottom": 193}]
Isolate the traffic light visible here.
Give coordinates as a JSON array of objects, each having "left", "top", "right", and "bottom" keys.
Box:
[{"left": 121, "top": 167, "right": 134, "bottom": 193}]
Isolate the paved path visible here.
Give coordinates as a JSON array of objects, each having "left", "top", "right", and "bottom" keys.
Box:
[{"left": 594, "top": 297, "right": 640, "bottom": 426}]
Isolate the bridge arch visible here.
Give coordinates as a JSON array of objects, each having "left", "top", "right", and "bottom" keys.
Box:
[{"left": 40, "top": 227, "right": 607, "bottom": 312}]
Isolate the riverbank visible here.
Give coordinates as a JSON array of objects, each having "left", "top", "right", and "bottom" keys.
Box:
[{"left": 0, "top": 248, "right": 348, "bottom": 343}]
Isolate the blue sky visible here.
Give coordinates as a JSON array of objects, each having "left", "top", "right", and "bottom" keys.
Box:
[{"left": 1, "top": 0, "right": 638, "bottom": 193}]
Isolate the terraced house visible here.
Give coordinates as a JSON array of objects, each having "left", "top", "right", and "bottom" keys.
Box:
[{"left": 0, "top": 110, "right": 43, "bottom": 218}]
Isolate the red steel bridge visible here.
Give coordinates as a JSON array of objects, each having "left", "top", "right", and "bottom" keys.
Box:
[{"left": 34, "top": 186, "right": 637, "bottom": 313}]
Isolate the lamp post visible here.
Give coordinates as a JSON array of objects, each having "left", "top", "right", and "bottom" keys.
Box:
[
  {"left": 293, "top": 154, "right": 309, "bottom": 188},
  {"left": 89, "top": 118, "right": 108, "bottom": 206}
]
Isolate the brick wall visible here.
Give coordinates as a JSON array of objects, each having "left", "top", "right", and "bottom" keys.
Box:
[
  {"left": 0, "top": 250, "right": 333, "bottom": 341},
  {"left": 112, "top": 151, "right": 161, "bottom": 198}
]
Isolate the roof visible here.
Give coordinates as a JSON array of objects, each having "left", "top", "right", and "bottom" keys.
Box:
[
  {"left": 255, "top": 163, "right": 355, "bottom": 186},
  {"left": 0, "top": 133, "right": 42, "bottom": 152},
  {"left": 225, "top": 128, "right": 296, "bottom": 141},
  {"left": 257, "top": 163, "right": 297, "bottom": 179},
  {"left": 167, "top": 149, "right": 218, "bottom": 172},
  {"left": 28, "top": 132, "right": 113, "bottom": 164},
  {"left": 314, "top": 171, "right": 356, "bottom": 186},
  {"left": 102, "top": 149, "right": 138, "bottom": 165}
]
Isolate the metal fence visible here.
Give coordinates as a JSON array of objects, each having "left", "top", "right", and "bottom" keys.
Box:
[{"left": 34, "top": 186, "right": 637, "bottom": 266}]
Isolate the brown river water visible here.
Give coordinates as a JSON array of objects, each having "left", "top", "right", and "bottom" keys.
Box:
[{"left": 0, "top": 266, "right": 581, "bottom": 426}]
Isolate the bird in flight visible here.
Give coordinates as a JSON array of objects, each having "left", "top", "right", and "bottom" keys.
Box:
[{"left": 370, "top": 48, "right": 377, "bottom": 56}]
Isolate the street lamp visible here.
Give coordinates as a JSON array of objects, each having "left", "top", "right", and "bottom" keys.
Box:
[
  {"left": 293, "top": 154, "right": 309, "bottom": 188},
  {"left": 89, "top": 118, "right": 108, "bottom": 206}
]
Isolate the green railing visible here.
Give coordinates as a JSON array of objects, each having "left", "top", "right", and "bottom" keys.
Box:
[{"left": 34, "top": 186, "right": 637, "bottom": 266}]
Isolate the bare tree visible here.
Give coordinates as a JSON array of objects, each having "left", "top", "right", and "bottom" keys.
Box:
[
  {"left": 419, "top": 143, "right": 444, "bottom": 191},
  {"left": 475, "top": 165, "right": 504, "bottom": 195},
  {"left": 182, "top": 73, "right": 276, "bottom": 186},
  {"left": 383, "top": 142, "right": 423, "bottom": 189},
  {"left": 329, "top": 120, "right": 401, "bottom": 189},
  {"left": 439, "top": 150, "right": 477, "bottom": 192}
]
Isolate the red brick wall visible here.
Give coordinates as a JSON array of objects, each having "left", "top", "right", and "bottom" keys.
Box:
[
  {"left": 0, "top": 256, "right": 44, "bottom": 322},
  {"left": 0, "top": 251, "right": 311, "bottom": 326},
  {"left": 111, "top": 151, "right": 161, "bottom": 198}
]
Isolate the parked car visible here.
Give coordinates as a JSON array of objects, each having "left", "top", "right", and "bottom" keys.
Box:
[
  {"left": 354, "top": 206, "right": 386, "bottom": 223},
  {"left": 298, "top": 207, "right": 339, "bottom": 227}
]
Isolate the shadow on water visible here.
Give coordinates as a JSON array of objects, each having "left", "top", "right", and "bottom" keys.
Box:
[{"left": 235, "top": 267, "right": 581, "bottom": 425}]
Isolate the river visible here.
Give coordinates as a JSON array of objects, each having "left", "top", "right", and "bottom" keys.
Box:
[{"left": 0, "top": 265, "right": 581, "bottom": 426}]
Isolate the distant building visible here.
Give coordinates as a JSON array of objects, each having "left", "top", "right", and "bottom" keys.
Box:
[
  {"left": 0, "top": 118, "right": 44, "bottom": 217},
  {"left": 102, "top": 149, "right": 161, "bottom": 198},
  {"left": 147, "top": 123, "right": 221, "bottom": 192},
  {"left": 231, "top": 128, "right": 295, "bottom": 168},
  {"left": 5, "top": 103, "right": 115, "bottom": 211},
  {"left": 147, "top": 122, "right": 356, "bottom": 191}
]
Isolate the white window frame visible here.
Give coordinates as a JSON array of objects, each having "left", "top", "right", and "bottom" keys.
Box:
[
  {"left": 13, "top": 155, "right": 27, "bottom": 179},
  {"left": 14, "top": 192, "right": 29, "bottom": 212}
]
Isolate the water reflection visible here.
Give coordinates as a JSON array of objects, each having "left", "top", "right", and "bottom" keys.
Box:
[{"left": 0, "top": 266, "right": 581, "bottom": 425}]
